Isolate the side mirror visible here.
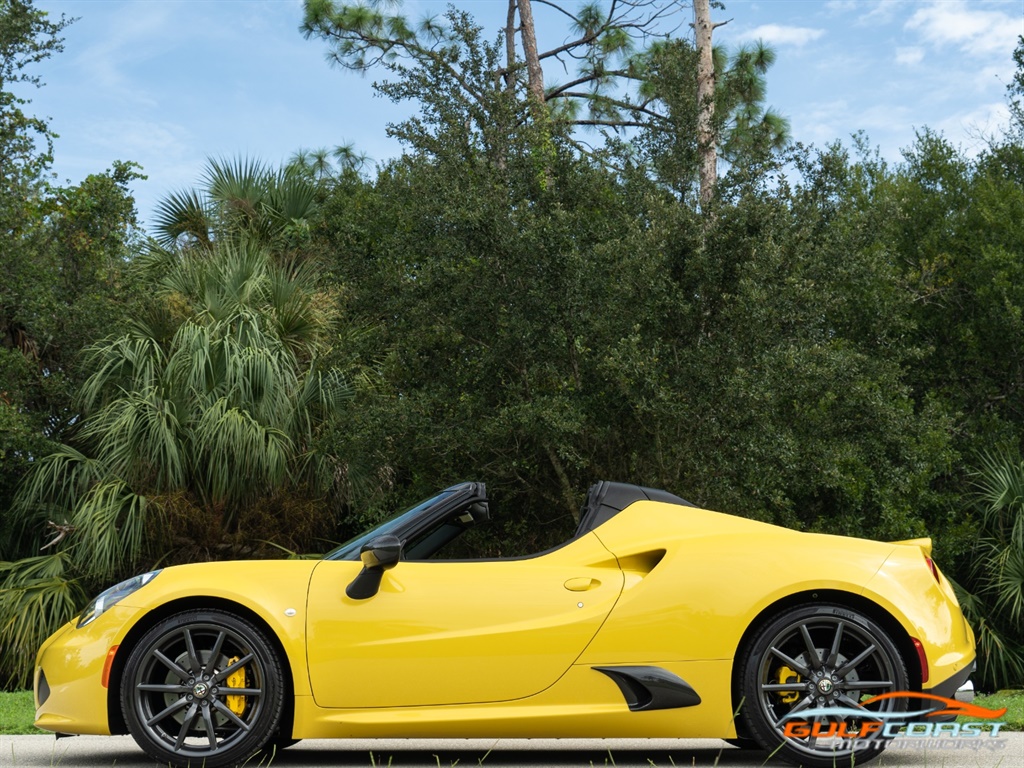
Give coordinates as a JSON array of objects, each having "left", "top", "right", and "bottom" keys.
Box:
[
  {"left": 346, "top": 535, "right": 402, "bottom": 600},
  {"left": 359, "top": 535, "right": 402, "bottom": 569}
]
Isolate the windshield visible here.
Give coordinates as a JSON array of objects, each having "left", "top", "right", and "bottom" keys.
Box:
[{"left": 324, "top": 491, "right": 455, "bottom": 560}]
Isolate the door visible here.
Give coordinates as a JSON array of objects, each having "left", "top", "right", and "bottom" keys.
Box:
[{"left": 305, "top": 531, "right": 623, "bottom": 708}]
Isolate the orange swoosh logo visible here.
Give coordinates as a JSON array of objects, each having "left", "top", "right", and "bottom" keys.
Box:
[{"left": 861, "top": 692, "right": 1007, "bottom": 719}]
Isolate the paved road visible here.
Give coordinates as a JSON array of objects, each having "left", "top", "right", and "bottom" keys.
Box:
[{"left": 2, "top": 734, "right": 1021, "bottom": 767}]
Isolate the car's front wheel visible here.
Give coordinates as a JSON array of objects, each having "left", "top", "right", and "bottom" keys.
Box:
[
  {"left": 121, "top": 609, "right": 284, "bottom": 768},
  {"left": 739, "top": 603, "right": 909, "bottom": 768}
]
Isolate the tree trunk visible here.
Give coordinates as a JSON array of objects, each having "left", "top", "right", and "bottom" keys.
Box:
[
  {"left": 504, "top": 0, "right": 518, "bottom": 92},
  {"left": 517, "top": 0, "right": 546, "bottom": 108},
  {"left": 695, "top": 0, "right": 716, "bottom": 208}
]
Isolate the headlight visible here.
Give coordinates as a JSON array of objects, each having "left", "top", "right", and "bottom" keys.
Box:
[{"left": 77, "top": 571, "right": 161, "bottom": 628}]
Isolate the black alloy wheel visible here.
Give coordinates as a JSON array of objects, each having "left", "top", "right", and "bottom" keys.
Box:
[
  {"left": 739, "top": 603, "right": 909, "bottom": 768},
  {"left": 121, "top": 609, "right": 284, "bottom": 768}
]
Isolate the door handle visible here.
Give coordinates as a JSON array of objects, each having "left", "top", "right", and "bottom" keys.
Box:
[{"left": 564, "top": 577, "right": 600, "bottom": 591}]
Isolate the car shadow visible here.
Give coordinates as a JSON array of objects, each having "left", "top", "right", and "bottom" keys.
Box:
[{"left": 268, "top": 743, "right": 783, "bottom": 767}]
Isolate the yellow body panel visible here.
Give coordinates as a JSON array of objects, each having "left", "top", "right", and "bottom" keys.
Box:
[
  {"left": 306, "top": 532, "right": 624, "bottom": 707},
  {"left": 34, "top": 498, "right": 975, "bottom": 744},
  {"left": 291, "top": 660, "right": 733, "bottom": 739}
]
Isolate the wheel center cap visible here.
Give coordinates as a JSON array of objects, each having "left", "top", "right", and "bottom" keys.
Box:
[
  {"left": 192, "top": 682, "right": 210, "bottom": 698},
  {"left": 817, "top": 678, "right": 834, "bottom": 694}
]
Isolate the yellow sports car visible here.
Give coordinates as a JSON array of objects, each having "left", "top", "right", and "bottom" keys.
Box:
[{"left": 34, "top": 481, "right": 976, "bottom": 767}]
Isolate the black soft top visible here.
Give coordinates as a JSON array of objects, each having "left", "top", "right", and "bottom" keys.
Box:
[{"left": 575, "top": 481, "right": 692, "bottom": 538}]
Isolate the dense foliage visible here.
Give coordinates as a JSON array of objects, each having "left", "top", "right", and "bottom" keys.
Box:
[{"left": 1, "top": 1, "right": 1023, "bottom": 691}]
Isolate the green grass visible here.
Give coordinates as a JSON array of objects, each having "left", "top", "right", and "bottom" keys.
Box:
[
  {"left": 0, "top": 690, "right": 40, "bottom": 734},
  {"left": 968, "top": 689, "right": 1024, "bottom": 730}
]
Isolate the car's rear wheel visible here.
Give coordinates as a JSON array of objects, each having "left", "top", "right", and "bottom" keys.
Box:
[
  {"left": 739, "top": 603, "right": 908, "bottom": 768},
  {"left": 121, "top": 609, "right": 284, "bottom": 768}
]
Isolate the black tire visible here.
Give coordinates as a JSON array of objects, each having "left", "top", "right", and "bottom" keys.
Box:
[
  {"left": 121, "top": 609, "right": 284, "bottom": 768},
  {"left": 739, "top": 603, "right": 908, "bottom": 768},
  {"left": 265, "top": 735, "right": 301, "bottom": 752}
]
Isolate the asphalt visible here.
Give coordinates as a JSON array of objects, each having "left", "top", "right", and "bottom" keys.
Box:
[{"left": 2, "top": 734, "right": 1022, "bottom": 768}]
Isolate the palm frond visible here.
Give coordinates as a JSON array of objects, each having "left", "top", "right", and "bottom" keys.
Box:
[
  {"left": 70, "top": 481, "right": 150, "bottom": 582},
  {"left": 0, "top": 553, "right": 87, "bottom": 688},
  {"left": 152, "top": 188, "right": 214, "bottom": 248}
]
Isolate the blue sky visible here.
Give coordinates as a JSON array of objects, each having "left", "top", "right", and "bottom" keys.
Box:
[{"left": 24, "top": 0, "right": 1024, "bottom": 228}]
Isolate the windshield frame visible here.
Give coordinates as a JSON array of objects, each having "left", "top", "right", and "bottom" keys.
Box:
[{"left": 323, "top": 483, "right": 480, "bottom": 561}]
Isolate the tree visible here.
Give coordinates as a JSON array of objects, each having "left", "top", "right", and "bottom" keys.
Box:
[
  {"left": 151, "top": 157, "right": 319, "bottom": 251},
  {"left": 952, "top": 450, "right": 1024, "bottom": 689},
  {"left": 2, "top": 0, "right": 142, "bottom": 556},
  {"left": 694, "top": 0, "right": 717, "bottom": 205},
  {"left": 289, "top": 143, "right": 370, "bottom": 182},
  {"left": 0, "top": 0, "right": 71, "bottom": 179},
  {"left": 3, "top": 235, "right": 350, "bottom": 687},
  {"left": 1009, "top": 35, "right": 1023, "bottom": 138},
  {"left": 301, "top": 0, "right": 682, "bottom": 133},
  {"left": 2, "top": 155, "right": 350, "bottom": 687},
  {"left": 303, "top": 1, "right": 788, "bottom": 197},
  {"left": 306, "top": 22, "right": 949, "bottom": 566}
]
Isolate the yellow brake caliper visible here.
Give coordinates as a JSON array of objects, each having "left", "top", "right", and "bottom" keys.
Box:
[
  {"left": 225, "top": 656, "right": 247, "bottom": 716},
  {"left": 776, "top": 665, "right": 801, "bottom": 704}
]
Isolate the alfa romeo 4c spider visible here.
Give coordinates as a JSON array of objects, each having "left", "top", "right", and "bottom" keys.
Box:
[{"left": 34, "top": 481, "right": 976, "bottom": 767}]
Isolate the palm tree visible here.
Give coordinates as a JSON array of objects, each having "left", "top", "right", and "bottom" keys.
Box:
[
  {"left": 151, "top": 157, "right": 319, "bottom": 250},
  {"left": 949, "top": 450, "right": 1024, "bottom": 690},
  {"left": 2, "top": 164, "right": 349, "bottom": 688},
  {"left": 288, "top": 143, "right": 370, "bottom": 182}
]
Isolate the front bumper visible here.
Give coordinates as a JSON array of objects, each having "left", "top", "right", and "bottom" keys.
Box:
[{"left": 34, "top": 604, "right": 145, "bottom": 735}]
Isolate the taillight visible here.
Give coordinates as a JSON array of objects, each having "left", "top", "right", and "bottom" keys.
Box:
[
  {"left": 912, "top": 637, "right": 930, "bottom": 683},
  {"left": 925, "top": 555, "right": 940, "bottom": 582}
]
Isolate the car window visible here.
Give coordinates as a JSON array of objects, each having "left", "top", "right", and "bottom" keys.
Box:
[
  {"left": 324, "top": 491, "right": 454, "bottom": 560},
  {"left": 405, "top": 502, "right": 493, "bottom": 560}
]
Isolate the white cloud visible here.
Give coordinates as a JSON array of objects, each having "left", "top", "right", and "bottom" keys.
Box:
[
  {"left": 741, "top": 24, "right": 825, "bottom": 47},
  {"left": 895, "top": 46, "right": 924, "bottom": 66},
  {"left": 934, "top": 102, "right": 1012, "bottom": 152},
  {"left": 905, "top": 0, "right": 1022, "bottom": 58},
  {"left": 854, "top": 0, "right": 904, "bottom": 26},
  {"left": 82, "top": 119, "right": 192, "bottom": 163}
]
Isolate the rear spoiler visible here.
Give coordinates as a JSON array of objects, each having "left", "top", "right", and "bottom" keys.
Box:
[{"left": 888, "top": 537, "right": 933, "bottom": 557}]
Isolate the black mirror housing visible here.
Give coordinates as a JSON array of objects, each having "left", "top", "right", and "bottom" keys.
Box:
[
  {"left": 359, "top": 534, "right": 402, "bottom": 569},
  {"left": 347, "top": 535, "right": 402, "bottom": 600}
]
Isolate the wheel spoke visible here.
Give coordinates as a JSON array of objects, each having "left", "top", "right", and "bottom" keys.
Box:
[
  {"left": 799, "top": 624, "right": 822, "bottom": 670},
  {"left": 839, "top": 680, "right": 893, "bottom": 690},
  {"left": 200, "top": 704, "right": 218, "bottom": 750},
  {"left": 825, "top": 621, "right": 845, "bottom": 668},
  {"left": 183, "top": 628, "right": 201, "bottom": 676},
  {"left": 145, "top": 696, "right": 189, "bottom": 727},
  {"left": 769, "top": 646, "right": 811, "bottom": 677},
  {"left": 835, "top": 644, "right": 877, "bottom": 678},
  {"left": 761, "top": 682, "right": 808, "bottom": 692},
  {"left": 137, "top": 683, "right": 189, "bottom": 693},
  {"left": 220, "top": 686, "right": 262, "bottom": 696},
  {"left": 153, "top": 649, "right": 191, "bottom": 681},
  {"left": 212, "top": 652, "right": 254, "bottom": 683},
  {"left": 772, "top": 693, "right": 814, "bottom": 725},
  {"left": 212, "top": 698, "right": 251, "bottom": 731},
  {"left": 173, "top": 702, "right": 199, "bottom": 751},
  {"left": 205, "top": 630, "right": 226, "bottom": 676},
  {"left": 836, "top": 694, "right": 874, "bottom": 716},
  {"left": 806, "top": 715, "right": 820, "bottom": 749}
]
